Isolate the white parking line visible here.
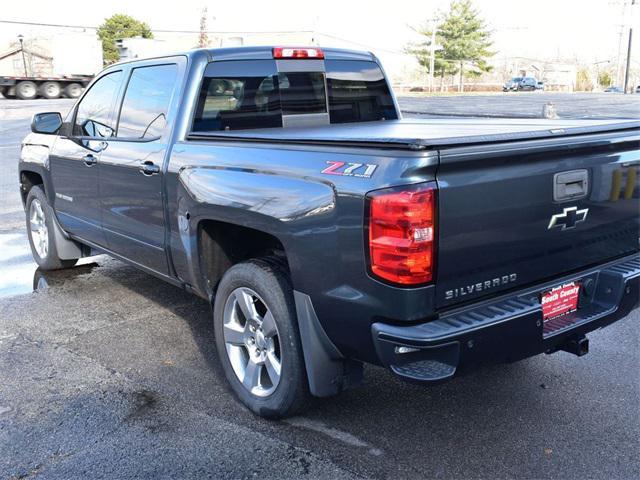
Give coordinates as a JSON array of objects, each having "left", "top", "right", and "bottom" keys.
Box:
[{"left": 285, "top": 417, "right": 383, "bottom": 456}]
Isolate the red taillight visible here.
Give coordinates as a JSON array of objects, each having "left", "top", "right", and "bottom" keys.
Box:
[
  {"left": 272, "top": 47, "right": 324, "bottom": 59},
  {"left": 367, "top": 183, "right": 436, "bottom": 285}
]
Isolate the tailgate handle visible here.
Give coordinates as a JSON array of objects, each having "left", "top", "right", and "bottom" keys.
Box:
[{"left": 554, "top": 169, "right": 588, "bottom": 201}]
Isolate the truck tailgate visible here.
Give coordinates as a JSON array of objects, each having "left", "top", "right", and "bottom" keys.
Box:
[{"left": 435, "top": 130, "right": 639, "bottom": 308}]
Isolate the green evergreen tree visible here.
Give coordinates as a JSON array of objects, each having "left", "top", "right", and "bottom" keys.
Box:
[
  {"left": 97, "top": 14, "right": 153, "bottom": 65},
  {"left": 409, "top": 0, "right": 494, "bottom": 91}
]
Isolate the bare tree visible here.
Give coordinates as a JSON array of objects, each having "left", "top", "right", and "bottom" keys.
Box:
[{"left": 198, "top": 7, "right": 209, "bottom": 48}]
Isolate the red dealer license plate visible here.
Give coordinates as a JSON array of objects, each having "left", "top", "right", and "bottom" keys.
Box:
[{"left": 541, "top": 282, "right": 581, "bottom": 321}]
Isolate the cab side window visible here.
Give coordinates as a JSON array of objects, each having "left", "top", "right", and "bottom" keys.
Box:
[
  {"left": 117, "top": 64, "right": 178, "bottom": 139},
  {"left": 73, "top": 71, "right": 123, "bottom": 137}
]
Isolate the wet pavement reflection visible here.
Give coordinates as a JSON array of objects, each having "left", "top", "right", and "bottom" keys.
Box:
[
  {"left": 32, "top": 262, "right": 101, "bottom": 292},
  {"left": 0, "top": 231, "right": 101, "bottom": 298},
  {"left": 0, "top": 231, "right": 37, "bottom": 298}
]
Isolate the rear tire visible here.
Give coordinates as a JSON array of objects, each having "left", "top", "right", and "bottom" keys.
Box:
[
  {"left": 2, "top": 87, "right": 16, "bottom": 99},
  {"left": 26, "top": 186, "right": 77, "bottom": 271},
  {"left": 63, "top": 83, "right": 83, "bottom": 99},
  {"left": 213, "top": 258, "right": 310, "bottom": 418},
  {"left": 39, "top": 81, "right": 61, "bottom": 99},
  {"left": 16, "top": 81, "right": 38, "bottom": 100}
]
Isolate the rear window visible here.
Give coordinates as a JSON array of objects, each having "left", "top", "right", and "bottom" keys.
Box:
[
  {"left": 325, "top": 60, "right": 397, "bottom": 123},
  {"left": 193, "top": 60, "right": 281, "bottom": 132},
  {"left": 194, "top": 75, "right": 282, "bottom": 131},
  {"left": 191, "top": 58, "right": 396, "bottom": 132},
  {"left": 278, "top": 72, "right": 326, "bottom": 115}
]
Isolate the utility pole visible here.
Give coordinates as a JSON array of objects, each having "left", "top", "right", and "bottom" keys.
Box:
[
  {"left": 613, "top": 0, "right": 627, "bottom": 86},
  {"left": 429, "top": 26, "right": 436, "bottom": 93},
  {"left": 17, "top": 34, "right": 28, "bottom": 77},
  {"left": 623, "top": 0, "right": 635, "bottom": 93}
]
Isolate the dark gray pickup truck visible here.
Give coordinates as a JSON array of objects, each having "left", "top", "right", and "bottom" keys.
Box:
[{"left": 19, "top": 46, "right": 640, "bottom": 418}]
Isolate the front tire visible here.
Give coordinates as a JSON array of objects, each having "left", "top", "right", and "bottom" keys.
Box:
[
  {"left": 26, "top": 186, "right": 77, "bottom": 270},
  {"left": 213, "top": 258, "right": 309, "bottom": 418}
]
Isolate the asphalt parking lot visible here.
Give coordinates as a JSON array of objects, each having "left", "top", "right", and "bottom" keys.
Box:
[
  {"left": 1, "top": 96, "right": 639, "bottom": 479},
  {"left": 398, "top": 91, "right": 640, "bottom": 119}
]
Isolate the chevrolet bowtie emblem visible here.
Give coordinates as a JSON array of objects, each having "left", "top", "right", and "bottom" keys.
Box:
[{"left": 548, "top": 206, "right": 589, "bottom": 230}]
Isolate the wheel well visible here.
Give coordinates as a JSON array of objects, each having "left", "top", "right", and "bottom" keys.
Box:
[
  {"left": 20, "top": 171, "right": 44, "bottom": 205},
  {"left": 198, "top": 220, "right": 288, "bottom": 294}
]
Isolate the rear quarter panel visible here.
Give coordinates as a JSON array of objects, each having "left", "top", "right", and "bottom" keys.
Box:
[{"left": 166, "top": 140, "right": 438, "bottom": 361}]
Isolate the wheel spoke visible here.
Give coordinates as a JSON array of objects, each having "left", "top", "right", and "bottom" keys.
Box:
[
  {"left": 223, "top": 323, "right": 247, "bottom": 346},
  {"left": 235, "top": 289, "right": 257, "bottom": 322},
  {"left": 242, "top": 359, "right": 261, "bottom": 390},
  {"left": 261, "top": 310, "right": 277, "bottom": 338},
  {"left": 265, "top": 352, "right": 281, "bottom": 384}
]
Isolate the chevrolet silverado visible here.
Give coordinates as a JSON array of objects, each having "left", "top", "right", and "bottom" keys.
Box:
[{"left": 19, "top": 46, "right": 640, "bottom": 417}]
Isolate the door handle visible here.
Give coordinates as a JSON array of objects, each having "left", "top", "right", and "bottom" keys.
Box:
[
  {"left": 83, "top": 154, "right": 98, "bottom": 166},
  {"left": 553, "top": 169, "right": 589, "bottom": 201},
  {"left": 139, "top": 160, "right": 160, "bottom": 176}
]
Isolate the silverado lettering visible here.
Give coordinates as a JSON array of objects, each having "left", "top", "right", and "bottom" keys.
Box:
[{"left": 445, "top": 274, "right": 518, "bottom": 300}]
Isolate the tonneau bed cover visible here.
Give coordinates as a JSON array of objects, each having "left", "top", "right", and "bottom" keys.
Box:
[{"left": 188, "top": 118, "right": 640, "bottom": 149}]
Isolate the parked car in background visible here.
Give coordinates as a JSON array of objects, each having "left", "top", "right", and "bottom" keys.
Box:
[
  {"left": 536, "top": 81, "right": 544, "bottom": 90},
  {"left": 604, "top": 86, "right": 624, "bottom": 93},
  {"left": 19, "top": 46, "right": 640, "bottom": 418},
  {"left": 503, "top": 76, "right": 539, "bottom": 92}
]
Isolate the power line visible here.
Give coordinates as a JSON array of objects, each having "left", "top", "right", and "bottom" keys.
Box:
[
  {"left": 0, "top": 19, "right": 410, "bottom": 56},
  {"left": 0, "top": 19, "right": 98, "bottom": 29},
  {"left": 314, "top": 32, "right": 407, "bottom": 55},
  {"left": 0, "top": 19, "right": 317, "bottom": 35}
]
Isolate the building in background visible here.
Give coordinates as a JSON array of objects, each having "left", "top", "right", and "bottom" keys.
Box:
[{"left": 0, "top": 33, "right": 102, "bottom": 77}]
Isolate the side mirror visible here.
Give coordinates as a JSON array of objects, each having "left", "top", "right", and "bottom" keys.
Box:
[{"left": 31, "top": 112, "right": 62, "bottom": 134}]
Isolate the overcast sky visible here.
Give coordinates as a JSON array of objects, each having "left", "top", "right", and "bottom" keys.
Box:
[{"left": 0, "top": 0, "right": 637, "bottom": 65}]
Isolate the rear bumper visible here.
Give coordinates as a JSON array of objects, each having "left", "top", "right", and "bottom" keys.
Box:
[{"left": 372, "top": 253, "right": 640, "bottom": 383}]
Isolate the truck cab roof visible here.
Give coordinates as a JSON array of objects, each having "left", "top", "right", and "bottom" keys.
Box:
[{"left": 110, "top": 46, "right": 376, "bottom": 67}]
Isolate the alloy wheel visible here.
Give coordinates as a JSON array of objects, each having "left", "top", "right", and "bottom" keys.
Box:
[
  {"left": 29, "top": 199, "right": 48, "bottom": 259},
  {"left": 222, "top": 287, "right": 282, "bottom": 397}
]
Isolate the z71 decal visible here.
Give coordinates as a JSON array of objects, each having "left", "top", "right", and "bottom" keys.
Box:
[{"left": 321, "top": 161, "right": 378, "bottom": 178}]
